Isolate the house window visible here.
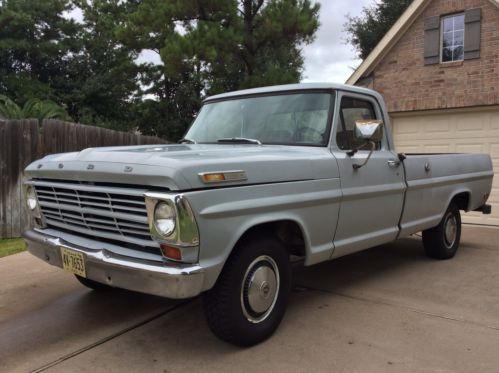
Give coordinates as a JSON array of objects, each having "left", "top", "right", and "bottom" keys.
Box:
[
  {"left": 441, "top": 13, "right": 465, "bottom": 62},
  {"left": 425, "top": 9, "right": 481, "bottom": 65}
]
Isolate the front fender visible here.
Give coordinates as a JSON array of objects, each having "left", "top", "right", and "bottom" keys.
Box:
[{"left": 185, "top": 179, "right": 341, "bottom": 290}]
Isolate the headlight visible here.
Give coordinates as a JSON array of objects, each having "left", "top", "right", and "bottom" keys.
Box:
[
  {"left": 145, "top": 193, "right": 200, "bottom": 263},
  {"left": 153, "top": 201, "right": 176, "bottom": 237},
  {"left": 26, "top": 186, "right": 38, "bottom": 211}
]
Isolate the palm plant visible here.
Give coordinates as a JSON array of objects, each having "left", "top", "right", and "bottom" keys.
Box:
[{"left": 0, "top": 95, "right": 71, "bottom": 122}]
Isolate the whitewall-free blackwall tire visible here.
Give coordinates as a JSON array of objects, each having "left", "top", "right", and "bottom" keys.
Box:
[
  {"left": 203, "top": 235, "right": 291, "bottom": 346},
  {"left": 422, "top": 202, "right": 461, "bottom": 260}
]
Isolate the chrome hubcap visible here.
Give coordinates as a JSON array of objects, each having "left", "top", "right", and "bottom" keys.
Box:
[
  {"left": 444, "top": 213, "right": 457, "bottom": 248},
  {"left": 241, "top": 255, "right": 280, "bottom": 323}
]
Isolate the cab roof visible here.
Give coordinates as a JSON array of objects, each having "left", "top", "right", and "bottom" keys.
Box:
[{"left": 204, "top": 83, "right": 382, "bottom": 102}]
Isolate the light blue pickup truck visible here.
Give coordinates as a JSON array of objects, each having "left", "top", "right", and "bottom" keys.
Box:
[{"left": 23, "top": 84, "right": 493, "bottom": 346}]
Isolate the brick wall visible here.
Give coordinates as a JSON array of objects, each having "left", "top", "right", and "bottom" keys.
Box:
[{"left": 370, "top": 0, "right": 498, "bottom": 113}]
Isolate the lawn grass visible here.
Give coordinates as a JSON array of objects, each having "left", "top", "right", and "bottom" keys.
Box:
[{"left": 0, "top": 238, "right": 27, "bottom": 258}]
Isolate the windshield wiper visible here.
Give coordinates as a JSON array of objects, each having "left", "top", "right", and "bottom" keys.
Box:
[
  {"left": 179, "top": 138, "right": 197, "bottom": 144},
  {"left": 216, "top": 137, "right": 262, "bottom": 145}
]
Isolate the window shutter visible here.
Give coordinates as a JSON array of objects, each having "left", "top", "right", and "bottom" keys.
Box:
[
  {"left": 464, "top": 8, "right": 481, "bottom": 60},
  {"left": 424, "top": 16, "right": 440, "bottom": 65}
]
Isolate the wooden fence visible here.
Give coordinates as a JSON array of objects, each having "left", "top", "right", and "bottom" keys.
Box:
[{"left": 0, "top": 119, "right": 167, "bottom": 238}]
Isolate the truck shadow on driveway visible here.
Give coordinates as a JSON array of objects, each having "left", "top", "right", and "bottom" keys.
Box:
[
  {"left": 0, "top": 284, "right": 176, "bottom": 371},
  {"left": 37, "top": 234, "right": 499, "bottom": 372},
  {"left": 292, "top": 236, "right": 430, "bottom": 292},
  {"left": 5, "top": 232, "right": 496, "bottom": 372}
]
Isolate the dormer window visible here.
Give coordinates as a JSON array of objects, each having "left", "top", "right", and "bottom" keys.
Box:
[
  {"left": 441, "top": 13, "right": 465, "bottom": 62},
  {"left": 424, "top": 8, "right": 481, "bottom": 65}
]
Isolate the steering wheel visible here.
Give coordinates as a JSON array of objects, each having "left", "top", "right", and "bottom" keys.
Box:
[{"left": 294, "top": 126, "right": 324, "bottom": 142}]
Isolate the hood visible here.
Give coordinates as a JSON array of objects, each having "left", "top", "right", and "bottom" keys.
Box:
[{"left": 25, "top": 144, "right": 338, "bottom": 190}]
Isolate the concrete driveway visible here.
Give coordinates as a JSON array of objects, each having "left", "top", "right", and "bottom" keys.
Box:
[{"left": 1, "top": 225, "right": 498, "bottom": 373}]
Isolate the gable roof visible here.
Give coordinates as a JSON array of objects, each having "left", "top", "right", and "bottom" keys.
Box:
[{"left": 346, "top": 0, "right": 499, "bottom": 85}]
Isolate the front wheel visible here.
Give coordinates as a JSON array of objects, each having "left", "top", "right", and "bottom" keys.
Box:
[
  {"left": 203, "top": 235, "right": 291, "bottom": 346},
  {"left": 422, "top": 202, "right": 461, "bottom": 260}
]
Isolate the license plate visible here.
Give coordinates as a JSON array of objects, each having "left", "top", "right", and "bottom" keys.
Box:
[{"left": 60, "top": 247, "right": 86, "bottom": 277}]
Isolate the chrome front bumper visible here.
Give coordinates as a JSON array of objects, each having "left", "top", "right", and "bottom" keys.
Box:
[{"left": 23, "top": 229, "right": 205, "bottom": 299}]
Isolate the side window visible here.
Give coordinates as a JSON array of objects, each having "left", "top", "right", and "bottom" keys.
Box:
[
  {"left": 336, "top": 97, "right": 381, "bottom": 151},
  {"left": 441, "top": 13, "right": 465, "bottom": 62}
]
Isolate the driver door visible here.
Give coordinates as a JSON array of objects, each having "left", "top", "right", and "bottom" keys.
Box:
[{"left": 331, "top": 92, "right": 406, "bottom": 258}]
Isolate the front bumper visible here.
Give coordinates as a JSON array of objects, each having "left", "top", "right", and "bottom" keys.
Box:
[{"left": 23, "top": 229, "right": 204, "bottom": 299}]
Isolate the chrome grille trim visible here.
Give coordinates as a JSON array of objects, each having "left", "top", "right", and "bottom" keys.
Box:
[{"left": 28, "top": 180, "right": 159, "bottom": 249}]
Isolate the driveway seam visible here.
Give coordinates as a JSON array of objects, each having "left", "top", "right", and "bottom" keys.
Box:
[
  {"left": 294, "top": 284, "right": 499, "bottom": 332},
  {"left": 30, "top": 300, "right": 193, "bottom": 373}
]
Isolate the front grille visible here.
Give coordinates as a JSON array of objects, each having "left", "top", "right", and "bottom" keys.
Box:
[{"left": 32, "top": 179, "right": 160, "bottom": 251}]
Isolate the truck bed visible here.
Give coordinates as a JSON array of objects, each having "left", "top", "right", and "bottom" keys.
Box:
[{"left": 399, "top": 153, "right": 494, "bottom": 236}]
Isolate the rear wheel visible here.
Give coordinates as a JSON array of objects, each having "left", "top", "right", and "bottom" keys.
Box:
[
  {"left": 422, "top": 202, "right": 461, "bottom": 260},
  {"left": 203, "top": 235, "right": 291, "bottom": 346},
  {"left": 74, "top": 275, "right": 115, "bottom": 291}
]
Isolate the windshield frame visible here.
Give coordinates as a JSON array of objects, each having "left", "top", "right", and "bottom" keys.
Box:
[{"left": 184, "top": 89, "right": 336, "bottom": 147}]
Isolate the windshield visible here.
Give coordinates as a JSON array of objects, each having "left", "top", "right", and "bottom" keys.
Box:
[{"left": 184, "top": 92, "right": 333, "bottom": 146}]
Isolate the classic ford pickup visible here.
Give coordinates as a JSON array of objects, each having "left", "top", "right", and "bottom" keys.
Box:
[{"left": 23, "top": 83, "right": 493, "bottom": 346}]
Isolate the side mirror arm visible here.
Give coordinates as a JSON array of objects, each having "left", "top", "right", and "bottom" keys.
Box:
[
  {"left": 346, "top": 141, "right": 370, "bottom": 157},
  {"left": 352, "top": 141, "right": 376, "bottom": 170}
]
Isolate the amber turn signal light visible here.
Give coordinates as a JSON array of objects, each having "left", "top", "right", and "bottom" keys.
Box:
[
  {"left": 201, "top": 173, "right": 226, "bottom": 183},
  {"left": 160, "top": 244, "right": 182, "bottom": 261}
]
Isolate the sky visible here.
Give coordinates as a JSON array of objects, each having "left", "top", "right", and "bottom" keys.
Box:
[
  {"left": 66, "top": 0, "right": 374, "bottom": 84},
  {"left": 301, "top": 0, "right": 373, "bottom": 83}
]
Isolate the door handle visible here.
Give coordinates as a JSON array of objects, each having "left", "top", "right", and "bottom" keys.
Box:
[{"left": 387, "top": 160, "right": 401, "bottom": 167}]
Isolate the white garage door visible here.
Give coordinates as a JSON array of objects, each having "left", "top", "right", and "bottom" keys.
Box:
[{"left": 391, "top": 106, "right": 499, "bottom": 226}]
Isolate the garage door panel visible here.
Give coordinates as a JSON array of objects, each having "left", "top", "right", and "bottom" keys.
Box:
[
  {"left": 464, "top": 212, "right": 499, "bottom": 226},
  {"left": 395, "top": 130, "right": 499, "bottom": 142},
  {"left": 490, "top": 191, "right": 499, "bottom": 204},
  {"left": 465, "top": 212, "right": 490, "bottom": 223},
  {"left": 491, "top": 179, "right": 499, "bottom": 198},
  {"left": 456, "top": 116, "right": 487, "bottom": 132},
  {"left": 425, "top": 117, "right": 450, "bottom": 133},
  {"left": 397, "top": 144, "right": 421, "bottom": 153},
  {"left": 423, "top": 144, "right": 451, "bottom": 152},
  {"left": 392, "top": 106, "right": 499, "bottom": 226},
  {"left": 455, "top": 143, "right": 487, "bottom": 153},
  {"left": 396, "top": 117, "right": 421, "bottom": 133},
  {"left": 490, "top": 143, "right": 499, "bottom": 158},
  {"left": 491, "top": 114, "right": 499, "bottom": 130}
]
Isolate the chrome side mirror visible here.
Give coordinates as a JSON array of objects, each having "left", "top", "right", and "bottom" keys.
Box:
[
  {"left": 350, "top": 120, "right": 384, "bottom": 170},
  {"left": 354, "top": 119, "right": 383, "bottom": 142}
]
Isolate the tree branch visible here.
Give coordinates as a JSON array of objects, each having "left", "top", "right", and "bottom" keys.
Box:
[{"left": 253, "top": 0, "right": 265, "bottom": 16}]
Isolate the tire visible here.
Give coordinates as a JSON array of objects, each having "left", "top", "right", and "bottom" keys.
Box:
[
  {"left": 203, "top": 235, "right": 291, "bottom": 346},
  {"left": 422, "top": 202, "right": 461, "bottom": 260},
  {"left": 74, "top": 275, "right": 115, "bottom": 291}
]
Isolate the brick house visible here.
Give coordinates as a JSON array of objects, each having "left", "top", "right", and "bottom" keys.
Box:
[{"left": 347, "top": 0, "right": 499, "bottom": 225}]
